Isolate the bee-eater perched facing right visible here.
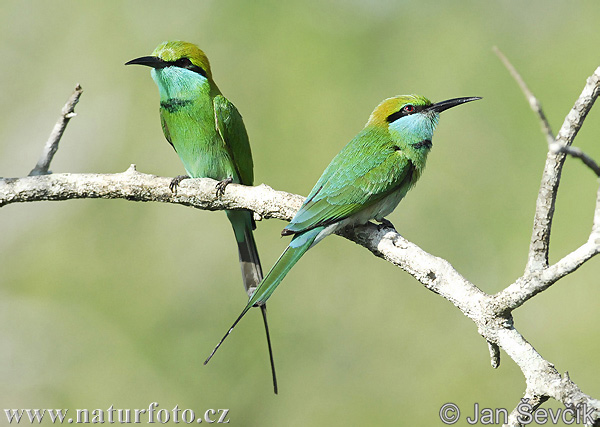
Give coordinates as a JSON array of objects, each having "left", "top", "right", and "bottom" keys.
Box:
[
  {"left": 205, "top": 94, "right": 481, "bottom": 366},
  {"left": 126, "top": 41, "right": 278, "bottom": 393}
]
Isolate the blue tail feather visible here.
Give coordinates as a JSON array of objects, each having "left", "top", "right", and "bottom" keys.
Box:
[
  {"left": 247, "top": 226, "right": 324, "bottom": 307},
  {"left": 204, "top": 226, "right": 324, "bottom": 366},
  {"left": 225, "top": 209, "right": 278, "bottom": 394}
]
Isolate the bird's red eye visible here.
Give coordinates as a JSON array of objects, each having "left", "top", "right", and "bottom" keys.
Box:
[{"left": 403, "top": 104, "right": 416, "bottom": 114}]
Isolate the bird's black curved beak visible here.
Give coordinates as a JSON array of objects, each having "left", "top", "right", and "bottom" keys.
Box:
[
  {"left": 125, "top": 56, "right": 167, "bottom": 69},
  {"left": 429, "top": 97, "right": 482, "bottom": 113}
]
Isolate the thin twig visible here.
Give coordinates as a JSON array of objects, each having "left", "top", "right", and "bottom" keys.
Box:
[
  {"left": 493, "top": 46, "right": 554, "bottom": 145},
  {"left": 490, "top": 62, "right": 600, "bottom": 307},
  {"left": 496, "top": 238, "right": 600, "bottom": 312},
  {"left": 496, "top": 183, "right": 600, "bottom": 311},
  {"left": 498, "top": 51, "right": 600, "bottom": 273},
  {"left": 29, "top": 84, "right": 83, "bottom": 176},
  {"left": 493, "top": 47, "right": 557, "bottom": 272},
  {"left": 549, "top": 142, "right": 600, "bottom": 177},
  {"left": 495, "top": 48, "right": 600, "bottom": 178}
]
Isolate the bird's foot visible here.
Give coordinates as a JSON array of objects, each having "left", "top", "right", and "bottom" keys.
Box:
[
  {"left": 169, "top": 175, "right": 190, "bottom": 195},
  {"left": 377, "top": 218, "right": 396, "bottom": 231},
  {"left": 216, "top": 177, "right": 233, "bottom": 198}
]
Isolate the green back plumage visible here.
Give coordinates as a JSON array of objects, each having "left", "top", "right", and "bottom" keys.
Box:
[
  {"left": 284, "top": 96, "right": 436, "bottom": 235},
  {"left": 213, "top": 95, "right": 254, "bottom": 185},
  {"left": 283, "top": 125, "right": 419, "bottom": 234}
]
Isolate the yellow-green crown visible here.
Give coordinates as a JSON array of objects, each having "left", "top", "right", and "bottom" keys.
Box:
[
  {"left": 152, "top": 40, "right": 212, "bottom": 79},
  {"left": 367, "top": 95, "right": 432, "bottom": 125}
]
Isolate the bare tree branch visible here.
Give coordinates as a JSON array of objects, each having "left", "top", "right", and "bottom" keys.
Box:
[
  {"left": 490, "top": 57, "right": 600, "bottom": 313},
  {"left": 493, "top": 47, "right": 554, "bottom": 145},
  {"left": 484, "top": 53, "right": 600, "bottom": 426},
  {"left": 3, "top": 62, "right": 600, "bottom": 426},
  {"left": 2, "top": 166, "right": 599, "bottom": 425},
  {"left": 495, "top": 182, "right": 600, "bottom": 310},
  {"left": 29, "top": 84, "right": 83, "bottom": 176},
  {"left": 506, "top": 394, "right": 548, "bottom": 427},
  {"left": 1, "top": 165, "right": 304, "bottom": 220},
  {"left": 495, "top": 48, "right": 600, "bottom": 276},
  {"left": 525, "top": 66, "right": 600, "bottom": 274}
]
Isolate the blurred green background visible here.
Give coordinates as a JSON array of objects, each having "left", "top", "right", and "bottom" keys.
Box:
[{"left": 1, "top": 1, "right": 599, "bottom": 425}]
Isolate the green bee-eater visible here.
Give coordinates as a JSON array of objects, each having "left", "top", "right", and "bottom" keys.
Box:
[
  {"left": 126, "top": 41, "right": 277, "bottom": 393},
  {"left": 205, "top": 94, "right": 480, "bottom": 366}
]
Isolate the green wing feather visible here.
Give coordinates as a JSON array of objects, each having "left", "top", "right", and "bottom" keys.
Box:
[
  {"left": 213, "top": 94, "right": 254, "bottom": 186},
  {"left": 284, "top": 128, "right": 415, "bottom": 234}
]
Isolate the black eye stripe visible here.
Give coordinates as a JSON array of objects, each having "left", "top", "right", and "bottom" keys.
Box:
[
  {"left": 386, "top": 104, "right": 426, "bottom": 123},
  {"left": 175, "top": 58, "right": 191, "bottom": 66},
  {"left": 386, "top": 110, "right": 404, "bottom": 123},
  {"left": 167, "top": 57, "right": 207, "bottom": 77}
]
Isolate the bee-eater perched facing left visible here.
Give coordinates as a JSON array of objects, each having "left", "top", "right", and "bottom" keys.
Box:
[
  {"left": 204, "top": 94, "right": 481, "bottom": 366},
  {"left": 126, "top": 41, "right": 278, "bottom": 393}
]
